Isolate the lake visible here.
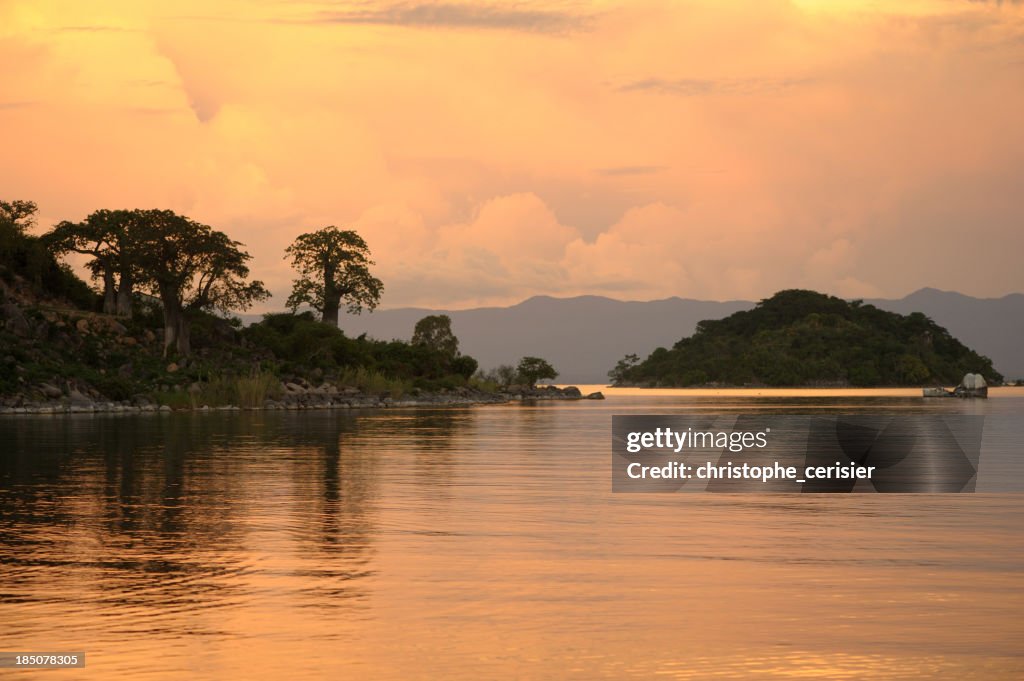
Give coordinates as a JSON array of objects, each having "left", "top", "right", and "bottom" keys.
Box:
[{"left": 1, "top": 388, "right": 1022, "bottom": 679}]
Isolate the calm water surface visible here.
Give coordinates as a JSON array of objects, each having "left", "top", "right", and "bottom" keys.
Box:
[{"left": 1, "top": 389, "right": 1022, "bottom": 679}]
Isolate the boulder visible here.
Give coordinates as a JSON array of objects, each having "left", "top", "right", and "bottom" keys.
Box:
[
  {"left": 561, "top": 386, "right": 583, "bottom": 398},
  {"left": 39, "top": 382, "right": 63, "bottom": 399},
  {"left": 68, "top": 388, "right": 93, "bottom": 407},
  {"left": 585, "top": 391, "right": 605, "bottom": 400},
  {"left": 2, "top": 302, "right": 30, "bottom": 337}
]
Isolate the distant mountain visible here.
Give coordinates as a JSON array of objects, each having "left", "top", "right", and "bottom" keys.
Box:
[
  {"left": 617, "top": 290, "right": 1001, "bottom": 387},
  {"left": 273, "top": 288, "right": 1022, "bottom": 384},
  {"left": 333, "top": 296, "right": 752, "bottom": 384},
  {"left": 868, "top": 288, "right": 1024, "bottom": 382}
]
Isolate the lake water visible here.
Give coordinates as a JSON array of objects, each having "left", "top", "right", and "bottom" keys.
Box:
[{"left": 1, "top": 388, "right": 1022, "bottom": 679}]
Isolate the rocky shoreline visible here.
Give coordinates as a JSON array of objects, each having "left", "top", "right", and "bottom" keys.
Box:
[{"left": 0, "top": 382, "right": 605, "bottom": 415}]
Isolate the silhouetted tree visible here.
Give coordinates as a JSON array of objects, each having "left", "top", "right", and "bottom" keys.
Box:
[
  {"left": 285, "top": 227, "right": 383, "bottom": 326},
  {"left": 412, "top": 314, "right": 459, "bottom": 358},
  {"left": 516, "top": 356, "right": 558, "bottom": 387},
  {"left": 129, "top": 210, "right": 269, "bottom": 356},
  {"left": 608, "top": 353, "right": 640, "bottom": 385},
  {"left": 44, "top": 209, "right": 140, "bottom": 315},
  {"left": 0, "top": 200, "right": 37, "bottom": 232}
]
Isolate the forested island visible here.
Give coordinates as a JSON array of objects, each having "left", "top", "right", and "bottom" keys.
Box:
[
  {"left": 610, "top": 289, "right": 1002, "bottom": 388},
  {"left": 0, "top": 201, "right": 577, "bottom": 412}
]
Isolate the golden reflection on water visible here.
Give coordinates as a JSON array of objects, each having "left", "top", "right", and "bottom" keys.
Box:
[
  {"left": 0, "top": 393, "right": 1021, "bottom": 679},
  {"left": 567, "top": 385, "right": 1024, "bottom": 399}
]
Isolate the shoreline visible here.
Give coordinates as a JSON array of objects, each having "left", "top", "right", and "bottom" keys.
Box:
[{"left": 0, "top": 384, "right": 606, "bottom": 416}]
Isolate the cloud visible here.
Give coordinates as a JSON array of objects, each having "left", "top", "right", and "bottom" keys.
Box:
[
  {"left": 53, "top": 25, "right": 141, "bottom": 33},
  {"left": 594, "top": 165, "right": 668, "bottom": 176},
  {"left": 2, "top": 0, "right": 1022, "bottom": 309},
  {"left": 618, "top": 76, "right": 812, "bottom": 96},
  {"left": 303, "top": 2, "right": 590, "bottom": 33}
]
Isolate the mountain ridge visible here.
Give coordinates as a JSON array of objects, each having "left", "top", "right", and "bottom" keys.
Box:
[{"left": 319, "top": 288, "right": 1022, "bottom": 383}]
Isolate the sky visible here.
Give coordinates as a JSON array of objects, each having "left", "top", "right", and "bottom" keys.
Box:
[{"left": 2, "top": 0, "right": 1022, "bottom": 310}]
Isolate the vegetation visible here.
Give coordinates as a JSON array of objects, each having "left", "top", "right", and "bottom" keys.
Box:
[
  {"left": 515, "top": 357, "right": 559, "bottom": 387},
  {"left": 285, "top": 227, "right": 383, "bottom": 326},
  {"left": 613, "top": 289, "right": 1002, "bottom": 387},
  {"left": 1, "top": 201, "right": 98, "bottom": 310},
  {"left": 1, "top": 198, "right": 484, "bottom": 406},
  {"left": 45, "top": 209, "right": 140, "bottom": 316},
  {"left": 130, "top": 210, "right": 269, "bottom": 357},
  {"left": 475, "top": 357, "right": 560, "bottom": 389},
  {"left": 412, "top": 314, "right": 459, "bottom": 357},
  {"left": 44, "top": 209, "right": 269, "bottom": 357}
]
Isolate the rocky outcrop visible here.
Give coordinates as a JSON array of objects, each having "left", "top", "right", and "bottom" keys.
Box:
[{"left": 0, "top": 380, "right": 604, "bottom": 415}]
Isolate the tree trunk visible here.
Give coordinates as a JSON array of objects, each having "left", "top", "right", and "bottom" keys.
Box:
[
  {"left": 160, "top": 285, "right": 181, "bottom": 358},
  {"left": 102, "top": 270, "right": 117, "bottom": 316},
  {"left": 115, "top": 272, "right": 133, "bottom": 317},
  {"left": 322, "top": 301, "right": 339, "bottom": 327},
  {"left": 162, "top": 309, "right": 177, "bottom": 358},
  {"left": 322, "top": 262, "right": 340, "bottom": 326},
  {"left": 176, "top": 312, "right": 191, "bottom": 356}
]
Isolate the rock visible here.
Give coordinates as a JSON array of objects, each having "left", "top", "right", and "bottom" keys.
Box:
[
  {"left": 121, "top": 336, "right": 137, "bottom": 346},
  {"left": 75, "top": 318, "right": 90, "bottom": 333},
  {"left": 68, "top": 388, "right": 93, "bottom": 407},
  {"left": 166, "top": 363, "right": 178, "bottom": 373},
  {"left": 159, "top": 405, "right": 172, "bottom": 412},
  {"left": 39, "top": 382, "right": 63, "bottom": 399},
  {"left": 144, "top": 329, "right": 156, "bottom": 343},
  {"left": 561, "top": 386, "right": 583, "bottom": 398},
  {"left": 117, "top": 363, "right": 133, "bottom": 378},
  {"left": 32, "top": 318, "right": 50, "bottom": 339},
  {"left": 585, "top": 391, "right": 605, "bottom": 400},
  {"left": 2, "top": 302, "right": 30, "bottom": 337},
  {"left": 108, "top": 320, "right": 128, "bottom": 335},
  {"left": 284, "top": 382, "right": 305, "bottom": 394}
]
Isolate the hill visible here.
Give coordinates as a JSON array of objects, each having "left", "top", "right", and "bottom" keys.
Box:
[
  {"left": 332, "top": 296, "right": 753, "bottom": 383},
  {"left": 868, "top": 288, "right": 1024, "bottom": 382},
  {"left": 330, "top": 289, "right": 1023, "bottom": 383},
  {"left": 613, "top": 290, "right": 1001, "bottom": 387}
]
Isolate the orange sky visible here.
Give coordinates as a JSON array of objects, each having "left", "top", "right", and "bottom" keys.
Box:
[{"left": 2, "top": 0, "right": 1022, "bottom": 310}]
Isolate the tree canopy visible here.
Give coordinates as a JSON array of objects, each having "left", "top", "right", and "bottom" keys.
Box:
[
  {"left": 0, "top": 200, "right": 37, "bottom": 232},
  {"left": 516, "top": 356, "right": 558, "bottom": 387},
  {"left": 44, "top": 209, "right": 140, "bottom": 316},
  {"left": 285, "top": 227, "right": 383, "bottom": 326},
  {"left": 128, "top": 210, "right": 269, "bottom": 356},
  {"left": 412, "top": 314, "right": 459, "bottom": 358},
  {"left": 613, "top": 289, "right": 1002, "bottom": 387}
]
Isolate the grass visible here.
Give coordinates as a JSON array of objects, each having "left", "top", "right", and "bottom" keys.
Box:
[
  {"left": 235, "top": 369, "right": 282, "bottom": 407},
  {"left": 187, "top": 369, "right": 283, "bottom": 408},
  {"left": 338, "top": 366, "right": 411, "bottom": 399},
  {"left": 467, "top": 376, "right": 500, "bottom": 393}
]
